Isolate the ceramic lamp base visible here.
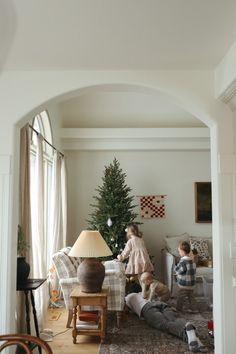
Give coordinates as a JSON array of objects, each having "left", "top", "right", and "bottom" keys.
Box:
[{"left": 78, "top": 258, "right": 105, "bottom": 293}]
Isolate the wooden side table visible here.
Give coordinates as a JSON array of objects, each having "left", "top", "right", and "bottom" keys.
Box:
[
  {"left": 17, "top": 278, "right": 46, "bottom": 354},
  {"left": 70, "top": 287, "right": 108, "bottom": 344}
]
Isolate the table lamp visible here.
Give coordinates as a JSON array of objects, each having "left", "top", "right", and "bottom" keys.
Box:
[{"left": 68, "top": 230, "right": 112, "bottom": 293}]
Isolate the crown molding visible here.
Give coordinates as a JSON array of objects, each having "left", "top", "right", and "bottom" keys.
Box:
[
  {"left": 60, "top": 127, "right": 210, "bottom": 151},
  {"left": 219, "top": 78, "right": 236, "bottom": 104},
  {"left": 59, "top": 127, "right": 209, "bottom": 139}
]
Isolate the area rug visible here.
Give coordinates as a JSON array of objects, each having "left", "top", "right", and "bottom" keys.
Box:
[
  {"left": 99, "top": 307, "right": 214, "bottom": 354},
  {"left": 47, "top": 309, "right": 62, "bottom": 321}
]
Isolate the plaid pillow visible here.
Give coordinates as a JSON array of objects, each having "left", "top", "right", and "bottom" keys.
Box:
[
  {"left": 63, "top": 251, "right": 81, "bottom": 274},
  {"left": 53, "top": 247, "right": 81, "bottom": 278}
]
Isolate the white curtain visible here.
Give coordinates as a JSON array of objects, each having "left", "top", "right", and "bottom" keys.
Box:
[
  {"left": 30, "top": 133, "right": 47, "bottom": 329},
  {"left": 61, "top": 156, "right": 67, "bottom": 248},
  {"left": 18, "top": 124, "right": 31, "bottom": 332},
  {"left": 48, "top": 152, "right": 67, "bottom": 306},
  {"left": 51, "top": 152, "right": 67, "bottom": 254},
  {"left": 19, "top": 124, "right": 31, "bottom": 261}
]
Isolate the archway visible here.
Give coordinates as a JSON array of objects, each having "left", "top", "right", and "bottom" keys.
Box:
[
  {"left": 17, "top": 83, "right": 216, "bottom": 129},
  {"left": 1, "top": 81, "right": 233, "bottom": 354}
]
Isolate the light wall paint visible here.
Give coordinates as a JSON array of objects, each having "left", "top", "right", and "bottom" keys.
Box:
[
  {"left": 4, "top": 1, "right": 236, "bottom": 70},
  {"left": 66, "top": 150, "right": 211, "bottom": 276},
  {"left": 0, "top": 69, "right": 235, "bottom": 354},
  {"left": 58, "top": 91, "right": 203, "bottom": 128},
  {"left": 0, "top": 155, "right": 14, "bottom": 334}
]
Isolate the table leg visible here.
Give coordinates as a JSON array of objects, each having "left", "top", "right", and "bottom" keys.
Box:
[
  {"left": 72, "top": 305, "right": 78, "bottom": 344},
  {"left": 100, "top": 307, "right": 106, "bottom": 343},
  {"left": 30, "top": 290, "right": 41, "bottom": 354},
  {"left": 30, "top": 290, "right": 39, "bottom": 337},
  {"left": 116, "top": 311, "right": 122, "bottom": 328},
  {"left": 24, "top": 290, "right": 31, "bottom": 335},
  {"left": 104, "top": 307, "right": 107, "bottom": 333}
]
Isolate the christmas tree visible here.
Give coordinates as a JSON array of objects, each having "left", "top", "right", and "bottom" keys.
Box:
[{"left": 87, "top": 158, "right": 138, "bottom": 258}]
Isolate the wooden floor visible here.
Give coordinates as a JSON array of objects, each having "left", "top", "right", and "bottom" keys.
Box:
[{"left": 45, "top": 307, "right": 100, "bottom": 354}]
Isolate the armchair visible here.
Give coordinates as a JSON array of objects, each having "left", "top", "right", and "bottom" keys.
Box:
[
  {"left": 162, "top": 234, "right": 213, "bottom": 298},
  {"left": 52, "top": 247, "right": 126, "bottom": 328}
]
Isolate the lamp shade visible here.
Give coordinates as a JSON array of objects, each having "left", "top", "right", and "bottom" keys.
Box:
[
  {"left": 68, "top": 230, "right": 112, "bottom": 293},
  {"left": 68, "top": 230, "right": 112, "bottom": 258}
]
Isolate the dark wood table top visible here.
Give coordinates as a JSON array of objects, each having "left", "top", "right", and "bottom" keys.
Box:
[{"left": 17, "top": 278, "right": 46, "bottom": 291}]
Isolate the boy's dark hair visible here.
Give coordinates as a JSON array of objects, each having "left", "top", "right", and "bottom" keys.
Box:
[{"left": 179, "top": 241, "right": 191, "bottom": 254}]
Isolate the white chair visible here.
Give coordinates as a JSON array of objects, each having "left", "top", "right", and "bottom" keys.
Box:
[{"left": 52, "top": 247, "right": 126, "bottom": 328}]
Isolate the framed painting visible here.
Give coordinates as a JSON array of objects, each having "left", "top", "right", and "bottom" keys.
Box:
[{"left": 194, "top": 182, "right": 212, "bottom": 223}]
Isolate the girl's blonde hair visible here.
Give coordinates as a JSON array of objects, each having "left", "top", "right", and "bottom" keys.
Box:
[
  {"left": 140, "top": 272, "right": 153, "bottom": 283},
  {"left": 126, "top": 223, "right": 142, "bottom": 238}
]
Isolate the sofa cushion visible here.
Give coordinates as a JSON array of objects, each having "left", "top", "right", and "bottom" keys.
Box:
[
  {"left": 206, "top": 238, "right": 213, "bottom": 258},
  {"left": 165, "top": 232, "right": 190, "bottom": 257},
  {"left": 190, "top": 238, "right": 209, "bottom": 261},
  {"left": 196, "top": 266, "right": 213, "bottom": 278}
]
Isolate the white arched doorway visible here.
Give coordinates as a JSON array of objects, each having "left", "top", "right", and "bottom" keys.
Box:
[{"left": 0, "top": 79, "right": 235, "bottom": 354}]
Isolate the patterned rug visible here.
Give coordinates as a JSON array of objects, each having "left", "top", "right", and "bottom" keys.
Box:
[{"left": 99, "top": 302, "right": 214, "bottom": 354}]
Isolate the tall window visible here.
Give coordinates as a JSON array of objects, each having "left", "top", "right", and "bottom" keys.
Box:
[
  {"left": 28, "top": 110, "right": 67, "bottom": 326},
  {"left": 30, "top": 110, "right": 54, "bottom": 268}
]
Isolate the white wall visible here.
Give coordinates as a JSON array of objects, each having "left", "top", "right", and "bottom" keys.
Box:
[
  {"left": 0, "top": 70, "right": 234, "bottom": 353},
  {"left": 66, "top": 150, "right": 211, "bottom": 277}
]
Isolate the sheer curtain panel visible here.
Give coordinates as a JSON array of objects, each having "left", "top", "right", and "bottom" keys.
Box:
[
  {"left": 19, "top": 124, "right": 31, "bottom": 260},
  {"left": 51, "top": 152, "right": 67, "bottom": 255},
  {"left": 30, "top": 134, "right": 47, "bottom": 329}
]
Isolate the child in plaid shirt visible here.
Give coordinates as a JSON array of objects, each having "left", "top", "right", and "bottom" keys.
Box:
[{"left": 175, "top": 241, "right": 198, "bottom": 312}]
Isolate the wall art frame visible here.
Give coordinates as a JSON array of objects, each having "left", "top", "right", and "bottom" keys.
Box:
[{"left": 194, "top": 182, "right": 212, "bottom": 223}]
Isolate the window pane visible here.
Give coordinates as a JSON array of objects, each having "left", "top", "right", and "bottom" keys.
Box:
[
  {"left": 30, "top": 111, "right": 54, "bottom": 270},
  {"left": 34, "top": 116, "right": 40, "bottom": 130}
]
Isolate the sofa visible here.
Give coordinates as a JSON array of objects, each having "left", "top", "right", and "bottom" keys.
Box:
[
  {"left": 162, "top": 232, "right": 213, "bottom": 299},
  {"left": 52, "top": 247, "right": 126, "bottom": 328}
]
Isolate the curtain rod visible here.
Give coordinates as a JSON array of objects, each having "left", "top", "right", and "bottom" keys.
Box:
[{"left": 29, "top": 124, "right": 64, "bottom": 157}]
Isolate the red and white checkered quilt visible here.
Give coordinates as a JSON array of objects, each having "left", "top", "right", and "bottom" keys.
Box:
[{"left": 139, "top": 195, "right": 166, "bottom": 218}]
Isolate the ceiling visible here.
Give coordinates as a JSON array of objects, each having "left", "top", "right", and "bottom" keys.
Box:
[
  {"left": 3, "top": 0, "right": 236, "bottom": 70},
  {"left": 59, "top": 90, "right": 205, "bottom": 128}
]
